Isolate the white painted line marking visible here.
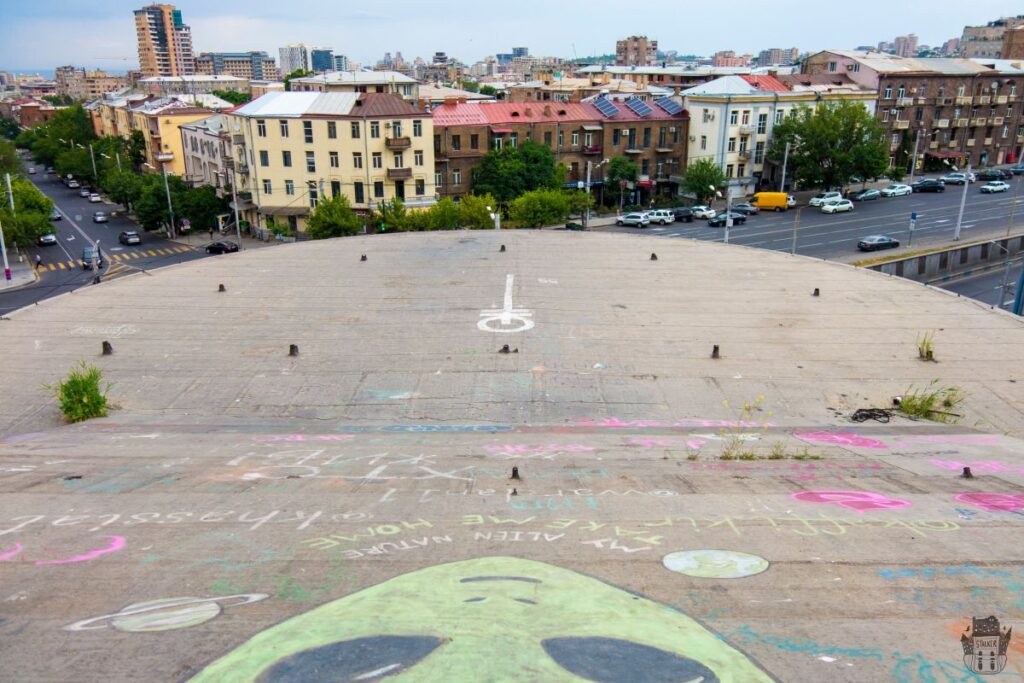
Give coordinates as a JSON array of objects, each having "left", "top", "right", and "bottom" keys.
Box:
[{"left": 478, "top": 274, "right": 534, "bottom": 334}]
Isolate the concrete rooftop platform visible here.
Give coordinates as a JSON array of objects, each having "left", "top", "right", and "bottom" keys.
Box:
[{"left": 1, "top": 231, "right": 1023, "bottom": 681}]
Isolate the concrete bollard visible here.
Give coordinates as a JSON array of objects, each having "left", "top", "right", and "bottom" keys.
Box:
[
  {"left": 511, "top": 466, "right": 521, "bottom": 480},
  {"left": 102, "top": 341, "right": 113, "bottom": 356},
  {"left": 650, "top": 253, "right": 658, "bottom": 261},
  {"left": 289, "top": 344, "right": 299, "bottom": 357},
  {"left": 360, "top": 254, "right": 367, "bottom": 262},
  {"left": 218, "top": 284, "right": 226, "bottom": 292},
  {"left": 500, "top": 245, "right": 506, "bottom": 252},
  {"left": 711, "top": 344, "right": 720, "bottom": 359},
  {"left": 813, "top": 288, "right": 820, "bottom": 297}
]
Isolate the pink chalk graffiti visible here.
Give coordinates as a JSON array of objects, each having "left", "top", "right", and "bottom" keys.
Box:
[
  {"left": 253, "top": 434, "right": 355, "bottom": 442},
  {"left": 572, "top": 418, "right": 664, "bottom": 428},
  {"left": 791, "top": 490, "right": 912, "bottom": 513},
  {"left": 955, "top": 493, "right": 1024, "bottom": 513},
  {"left": 793, "top": 431, "right": 888, "bottom": 450},
  {"left": 0, "top": 543, "right": 23, "bottom": 561},
  {"left": 485, "top": 443, "right": 595, "bottom": 454},
  {"left": 931, "top": 459, "right": 1024, "bottom": 474},
  {"left": 626, "top": 438, "right": 707, "bottom": 451},
  {"left": 674, "top": 419, "right": 777, "bottom": 428},
  {"left": 34, "top": 536, "right": 126, "bottom": 566}
]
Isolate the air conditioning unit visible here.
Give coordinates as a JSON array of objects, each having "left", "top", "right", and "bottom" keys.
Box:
[
  {"left": 669, "top": 127, "right": 676, "bottom": 132},
  {"left": 689, "top": 135, "right": 696, "bottom": 142},
  {"left": 890, "top": 109, "right": 899, "bottom": 114},
  {"left": 846, "top": 64, "right": 855, "bottom": 71}
]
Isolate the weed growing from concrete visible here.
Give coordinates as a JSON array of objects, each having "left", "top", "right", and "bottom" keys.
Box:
[
  {"left": 917, "top": 331, "right": 936, "bottom": 362},
  {"left": 899, "top": 381, "right": 964, "bottom": 424},
  {"left": 46, "top": 361, "right": 110, "bottom": 423}
]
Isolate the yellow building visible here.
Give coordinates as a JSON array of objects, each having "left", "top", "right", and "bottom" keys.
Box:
[
  {"left": 130, "top": 99, "right": 214, "bottom": 175},
  {"left": 226, "top": 91, "right": 436, "bottom": 234}
]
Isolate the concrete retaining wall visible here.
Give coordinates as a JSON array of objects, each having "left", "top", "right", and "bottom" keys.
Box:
[{"left": 868, "top": 234, "right": 1024, "bottom": 283}]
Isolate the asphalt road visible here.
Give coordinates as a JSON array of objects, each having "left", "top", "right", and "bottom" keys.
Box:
[
  {"left": 596, "top": 173, "right": 1024, "bottom": 261},
  {"left": 939, "top": 261, "right": 1024, "bottom": 311},
  {"left": 0, "top": 171, "right": 209, "bottom": 315}
]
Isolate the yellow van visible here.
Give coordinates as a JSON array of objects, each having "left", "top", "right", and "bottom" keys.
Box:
[{"left": 750, "top": 192, "right": 789, "bottom": 212}]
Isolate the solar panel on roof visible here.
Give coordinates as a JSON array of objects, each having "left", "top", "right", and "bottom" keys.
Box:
[
  {"left": 594, "top": 96, "right": 620, "bottom": 118},
  {"left": 654, "top": 96, "right": 683, "bottom": 115},
  {"left": 625, "top": 97, "right": 653, "bottom": 117}
]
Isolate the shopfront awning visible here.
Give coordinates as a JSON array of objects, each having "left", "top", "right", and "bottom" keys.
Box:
[
  {"left": 258, "top": 206, "right": 308, "bottom": 216},
  {"left": 925, "top": 150, "right": 968, "bottom": 159},
  {"left": 636, "top": 180, "right": 654, "bottom": 188},
  {"left": 490, "top": 127, "right": 513, "bottom": 134},
  {"left": 582, "top": 124, "right": 602, "bottom": 131}
]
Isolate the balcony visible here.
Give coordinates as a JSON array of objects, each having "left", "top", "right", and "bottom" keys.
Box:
[
  {"left": 954, "top": 118, "right": 970, "bottom": 127},
  {"left": 916, "top": 97, "right": 928, "bottom": 105},
  {"left": 955, "top": 96, "right": 972, "bottom": 105},
  {"left": 237, "top": 163, "right": 250, "bottom": 175},
  {"left": 1019, "top": 134, "right": 1024, "bottom": 143},
  {"left": 996, "top": 95, "right": 1008, "bottom": 104},
  {"left": 992, "top": 116, "right": 1004, "bottom": 125},
  {"left": 738, "top": 125, "right": 755, "bottom": 135},
  {"left": 984, "top": 137, "right": 993, "bottom": 146},
  {"left": 977, "top": 95, "right": 991, "bottom": 105},
  {"left": 893, "top": 120, "right": 910, "bottom": 130},
  {"left": 896, "top": 97, "right": 915, "bottom": 107},
  {"left": 737, "top": 150, "right": 751, "bottom": 160},
  {"left": 387, "top": 167, "right": 413, "bottom": 180},
  {"left": 223, "top": 158, "right": 235, "bottom": 170},
  {"left": 929, "top": 141, "right": 939, "bottom": 149},
  {"left": 949, "top": 140, "right": 958, "bottom": 147},
  {"left": 237, "top": 191, "right": 252, "bottom": 201},
  {"left": 232, "top": 134, "right": 245, "bottom": 145},
  {"left": 385, "top": 136, "right": 411, "bottom": 150},
  {"left": 966, "top": 138, "right": 975, "bottom": 147},
  {"left": 624, "top": 147, "right": 643, "bottom": 154},
  {"left": 936, "top": 119, "right": 949, "bottom": 128},
  {"left": 970, "top": 117, "right": 987, "bottom": 126},
  {"left": 582, "top": 145, "right": 602, "bottom": 155}
]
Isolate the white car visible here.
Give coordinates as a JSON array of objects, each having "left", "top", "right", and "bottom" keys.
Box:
[
  {"left": 786, "top": 195, "right": 796, "bottom": 207},
  {"left": 88, "top": 193, "right": 102, "bottom": 203},
  {"left": 809, "top": 191, "right": 842, "bottom": 207},
  {"left": 691, "top": 205, "right": 717, "bottom": 219},
  {"left": 880, "top": 183, "right": 912, "bottom": 197},
  {"left": 821, "top": 199, "right": 854, "bottom": 214},
  {"left": 616, "top": 212, "right": 650, "bottom": 227},
  {"left": 647, "top": 209, "right": 676, "bottom": 225},
  {"left": 980, "top": 181, "right": 1010, "bottom": 193}
]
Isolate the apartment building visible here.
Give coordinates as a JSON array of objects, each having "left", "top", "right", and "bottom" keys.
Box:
[
  {"left": 431, "top": 97, "right": 689, "bottom": 203},
  {"left": 226, "top": 91, "right": 436, "bottom": 233},
  {"left": 1003, "top": 27, "right": 1024, "bottom": 60},
  {"left": 289, "top": 70, "right": 419, "bottom": 99},
  {"left": 616, "top": 36, "right": 657, "bottom": 67},
  {"left": 278, "top": 44, "right": 311, "bottom": 74},
  {"left": 134, "top": 4, "right": 195, "bottom": 77},
  {"left": 131, "top": 98, "right": 215, "bottom": 175},
  {"left": 180, "top": 114, "right": 230, "bottom": 191},
  {"left": 0, "top": 98, "right": 60, "bottom": 128},
  {"left": 757, "top": 48, "right": 800, "bottom": 67},
  {"left": 138, "top": 75, "right": 248, "bottom": 95},
  {"left": 55, "top": 66, "right": 128, "bottom": 100},
  {"left": 506, "top": 78, "right": 644, "bottom": 104},
  {"left": 576, "top": 64, "right": 798, "bottom": 92},
  {"left": 960, "top": 16, "right": 1024, "bottom": 58},
  {"left": 196, "top": 52, "right": 279, "bottom": 81},
  {"left": 805, "top": 50, "right": 1024, "bottom": 167}
]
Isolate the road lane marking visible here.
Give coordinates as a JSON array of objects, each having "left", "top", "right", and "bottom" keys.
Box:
[{"left": 478, "top": 274, "right": 534, "bottom": 334}]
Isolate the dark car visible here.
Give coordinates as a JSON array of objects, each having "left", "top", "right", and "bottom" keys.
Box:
[
  {"left": 119, "top": 230, "right": 141, "bottom": 245},
  {"left": 37, "top": 232, "right": 58, "bottom": 246},
  {"left": 49, "top": 208, "right": 61, "bottom": 221},
  {"left": 671, "top": 207, "right": 694, "bottom": 223},
  {"left": 1009, "top": 165, "right": 1024, "bottom": 176},
  {"left": 206, "top": 240, "right": 239, "bottom": 255},
  {"left": 857, "top": 235, "right": 900, "bottom": 252},
  {"left": 82, "top": 245, "right": 103, "bottom": 270},
  {"left": 977, "top": 168, "right": 1011, "bottom": 181},
  {"left": 707, "top": 212, "right": 747, "bottom": 228},
  {"left": 851, "top": 188, "right": 881, "bottom": 201},
  {"left": 564, "top": 222, "right": 585, "bottom": 231},
  {"left": 731, "top": 202, "right": 760, "bottom": 215},
  {"left": 911, "top": 178, "right": 945, "bottom": 193}
]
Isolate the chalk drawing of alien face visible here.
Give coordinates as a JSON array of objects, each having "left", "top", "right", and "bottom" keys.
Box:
[{"left": 190, "top": 557, "right": 774, "bottom": 682}]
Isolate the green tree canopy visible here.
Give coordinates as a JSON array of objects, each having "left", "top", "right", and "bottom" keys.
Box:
[
  {"left": 0, "top": 177, "right": 54, "bottom": 246},
  {"left": 127, "top": 130, "right": 146, "bottom": 169},
  {"left": 179, "top": 185, "right": 228, "bottom": 232},
  {"left": 471, "top": 140, "right": 559, "bottom": 206},
  {"left": 99, "top": 170, "right": 139, "bottom": 211},
  {"left": 767, "top": 101, "right": 888, "bottom": 191},
  {"left": 211, "top": 90, "right": 252, "bottom": 106},
  {"left": 0, "top": 117, "right": 20, "bottom": 141},
  {"left": 0, "top": 138, "right": 20, "bottom": 177},
  {"left": 479, "top": 85, "right": 498, "bottom": 97},
  {"left": 284, "top": 69, "right": 313, "bottom": 91},
  {"left": 681, "top": 158, "right": 726, "bottom": 204},
  {"left": 509, "top": 188, "right": 570, "bottom": 227},
  {"left": 306, "top": 193, "right": 363, "bottom": 239},
  {"left": 457, "top": 193, "right": 496, "bottom": 229}
]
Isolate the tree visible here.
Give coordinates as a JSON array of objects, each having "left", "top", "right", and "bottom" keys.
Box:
[
  {"left": 55, "top": 148, "right": 94, "bottom": 183},
  {"left": 100, "top": 170, "right": 139, "bottom": 211},
  {"left": 509, "top": 189, "right": 570, "bottom": 227},
  {"left": 457, "top": 193, "right": 496, "bottom": 229},
  {"left": 306, "top": 194, "right": 362, "bottom": 239},
  {"left": 566, "top": 190, "right": 595, "bottom": 217},
  {"left": 180, "top": 185, "right": 228, "bottom": 232},
  {"left": 426, "top": 197, "right": 459, "bottom": 230},
  {"left": 681, "top": 158, "right": 726, "bottom": 204},
  {"left": 127, "top": 130, "right": 146, "bottom": 169},
  {"left": 212, "top": 90, "right": 252, "bottom": 106},
  {"left": 0, "top": 177, "right": 53, "bottom": 246},
  {"left": 0, "top": 138, "right": 20, "bottom": 177},
  {"left": 460, "top": 82, "right": 480, "bottom": 93},
  {"left": 284, "top": 69, "right": 313, "bottom": 91},
  {"left": 0, "top": 117, "right": 20, "bottom": 140},
  {"left": 471, "top": 140, "right": 559, "bottom": 206},
  {"left": 605, "top": 156, "right": 638, "bottom": 206},
  {"left": 479, "top": 85, "right": 497, "bottom": 97},
  {"left": 768, "top": 101, "right": 888, "bottom": 191}
]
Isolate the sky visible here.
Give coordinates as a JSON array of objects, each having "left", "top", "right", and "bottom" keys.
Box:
[{"left": 2, "top": 1, "right": 1024, "bottom": 72}]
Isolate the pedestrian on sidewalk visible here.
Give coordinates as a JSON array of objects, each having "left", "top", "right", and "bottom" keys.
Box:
[
  {"left": 209, "top": 228, "right": 214, "bottom": 241},
  {"left": 34, "top": 254, "right": 42, "bottom": 270}
]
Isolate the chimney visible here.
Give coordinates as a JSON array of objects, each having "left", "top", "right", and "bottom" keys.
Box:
[{"left": 543, "top": 104, "right": 551, "bottom": 116}]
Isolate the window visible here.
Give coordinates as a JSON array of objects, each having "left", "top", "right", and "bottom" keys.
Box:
[
  {"left": 306, "top": 151, "right": 316, "bottom": 172},
  {"left": 470, "top": 134, "right": 479, "bottom": 149},
  {"left": 435, "top": 171, "right": 442, "bottom": 187},
  {"left": 393, "top": 153, "right": 403, "bottom": 168},
  {"left": 700, "top": 135, "right": 707, "bottom": 150},
  {"left": 262, "top": 179, "right": 272, "bottom": 194},
  {"left": 370, "top": 121, "right": 380, "bottom": 138},
  {"left": 415, "top": 179, "right": 425, "bottom": 195},
  {"left": 627, "top": 128, "right": 636, "bottom": 148},
  {"left": 510, "top": 132, "right": 518, "bottom": 147},
  {"left": 303, "top": 121, "right": 313, "bottom": 143},
  {"left": 372, "top": 152, "right": 382, "bottom": 169},
  {"left": 702, "top": 108, "right": 712, "bottom": 123},
  {"left": 737, "top": 163, "right": 745, "bottom": 177},
  {"left": 452, "top": 134, "right": 461, "bottom": 150},
  {"left": 728, "top": 137, "right": 736, "bottom": 152},
  {"left": 883, "top": 86, "right": 893, "bottom": 99},
  {"left": 413, "top": 120, "right": 422, "bottom": 137},
  {"left": 658, "top": 127, "right": 666, "bottom": 148},
  {"left": 327, "top": 180, "right": 339, "bottom": 197},
  {"left": 757, "top": 113, "right": 768, "bottom": 135},
  {"left": 642, "top": 128, "right": 651, "bottom": 147},
  {"left": 775, "top": 110, "right": 784, "bottom": 125},
  {"left": 354, "top": 181, "right": 364, "bottom": 203},
  {"left": 259, "top": 150, "right": 269, "bottom": 167},
  {"left": 282, "top": 150, "right": 292, "bottom": 167},
  {"left": 738, "top": 137, "right": 747, "bottom": 153},
  {"left": 353, "top": 152, "right": 363, "bottom": 169},
  {"left": 414, "top": 150, "right": 423, "bottom": 166},
  {"left": 612, "top": 129, "right": 620, "bottom": 146},
  {"left": 882, "top": 110, "right": 890, "bottom": 123},
  {"left": 327, "top": 121, "right": 337, "bottom": 139},
  {"left": 558, "top": 131, "right": 564, "bottom": 146},
  {"left": 726, "top": 164, "right": 734, "bottom": 178},
  {"left": 852, "top": 63, "right": 860, "bottom": 73},
  {"left": 1003, "top": 125, "right": 1009, "bottom": 139},
  {"left": 897, "top": 86, "right": 905, "bottom": 98},
  {"left": 393, "top": 122, "right": 402, "bottom": 138},
  {"left": 279, "top": 120, "right": 289, "bottom": 137},
  {"left": 374, "top": 181, "right": 384, "bottom": 198},
  {"left": 891, "top": 133, "right": 899, "bottom": 146},
  {"left": 256, "top": 119, "right": 266, "bottom": 137},
  {"left": 641, "top": 159, "right": 649, "bottom": 175},
  {"left": 571, "top": 132, "right": 580, "bottom": 146},
  {"left": 754, "top": 141, "right": 765, "bottom": 164},
  {"left": 308, "top": 181, "right": 318, "bottom": 208},
  {"left": 915, "top": 107, "right": 923, "bottom": 122},
  {"left": 585, "top": 132, "right": 594, "bottom": 147},
  {"left": 351, "top": 122, "right": 360, "bottom": 138},
  {"left": 828, "top": 61, "right": 837, "bottom": 72},
  {"left": 956, "top": 84, "right": 965, "bottom": 97},
  {"left": 917, "top": 85, "right": 927, "bottom": 97},
  {"left": 285, "top": 180, "right": 294, "bottom": 195},
  {"left": 1011, "top": 83, "right": 1018, "bottom": 96},
  {"left": 329, "top": 151, "right": 339, "bottom": 168},
  {"left": 729, "top": 110, "right": 738, "bottom": 125},
  {"left": 741, "top": 111, "right": 750, "bottom": 125},
  {"left": 453, "top": 169, "right": 462, "bottom": 185},
  {"left": 494, "top": 137, "right": 503, "bottom": 150}
]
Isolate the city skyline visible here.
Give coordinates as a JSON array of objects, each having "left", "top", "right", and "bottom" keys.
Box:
[{"left": 2, "top": 1, "right": 1024, "bottom": 72}]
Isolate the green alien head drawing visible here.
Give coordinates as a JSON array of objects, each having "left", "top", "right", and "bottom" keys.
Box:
[{"left": 190, "top": 556, "right": 774, "bottom": 682}]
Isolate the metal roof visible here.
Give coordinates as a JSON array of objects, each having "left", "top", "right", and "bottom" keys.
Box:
[
  {"left": 291, "top": 70, "right": 417, "bottom": 85},
  {"left": 232, "top": 92, "right": 359, "bottom": 118}
]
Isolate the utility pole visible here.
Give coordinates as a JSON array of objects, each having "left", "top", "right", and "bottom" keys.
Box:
[
  {"left": 953, "top": 160, "right": 971, "bottom": 241},
  {"left": 230, "top": 168, "right": 242, "bottom": 244},
  {"left": 160, "top": 161, "right": 175, "bottom": 239},
  {"left": 725, "top": 185, "right": 733, "bottom": 244},
  {"left": 583, "top": 160, "right": 592, "bottom": 229},
  {"left": 908, "top": 127, "right": 922, "bottom": 185},
  {"left": 4, "top": 173, "right": 14, "bottom": 214},
  {"left": 88, "top": 144, "right": 98, "bottom": 183},
  {"left": 779, "top": 141, "right": 790, "bottom": 192},
  {"left": 0, "top": 216, "right": 10, "bottom": 283},
  {"left": 790, "top": 205, "right": 803, "bottom": 255}
]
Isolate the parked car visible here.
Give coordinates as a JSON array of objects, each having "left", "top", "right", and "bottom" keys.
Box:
[
  {"left": 616, "top": 212, "right": 651, "bottom": 227},
  {"left": 119, "top": 230, "right": 142, "bottom": 245},
  {"left": 880, "top": 183, "right": 912, "bottom": 197},
  {"left": 49, "top": 208, "right": 61, "bottom": 221},
  {"left": 980, "top": 181, "right": 1010, "bottom": 194},
  {"left": 786, "top": 195, "right": 796, "bottom": 207},
  {"left": 1009, "top": 165, "right": 1024, "bottom": 176},
  {"left": 977, "top": 168, "right": 1011, "bottom": 181},
  {"left": 911, "top": 178, "right": 945, "bottom": 193},
  {"left": 732, "top": 202, "right": 760, "bottom": 215},
  {"left": 850, "top": 188, "right": 881, "bottom": 201},
  {"left": 78, "top": 188, "right": 91, "bottom": 198},
  {"left": 88, "top": 193, "right": 102, "bottom": 203},
  {"left": 92, "top": 211, "right": 108, "bottom": 223},
  {"left": 691, "top": 205, "right": 716, "bottom": 219},
  {"left": 858, "top": 235, "right": 900, "bottom": 252},
  {"left": 707, "top": 211, "right": 746, "bottom": 227},
  {"left": 206, "top": 240, "right": 240, "bottom": 255},
  {"left": 82, "top": 245, "right": 103, "bottom": 270},
  {"left": 45, "top": 166, "right": 54, "bottom": 174},
  {"left": 647, "top": 209, "right": 676, "bottom": 225},
  {"left": 66, "top": 180, "right": 80, "bottom": 189},
  {"left": 671, "top": 207, "right": 694, "bottom": 223},
  {"left": 749, "top": 192, "right": 788, "bottom": 212},
  {"left": 941, "top": 172, "right": 975, "bottom": 185},
  {"left": 809, "top": 191, "right": 842, "bottom": 207},
  {"left": 821, "top": 199, "right": 855, "bottom": 214},
  {"left": 27, "top": 167, "right": 36, "bottom": 175},
  {"left": 37, "top": 232, "right": 57, "bottom": 246}
]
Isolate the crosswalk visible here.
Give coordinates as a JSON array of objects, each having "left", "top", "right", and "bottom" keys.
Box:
[{"left": 37, "top": 245, "right": 195, "bottom": 272}]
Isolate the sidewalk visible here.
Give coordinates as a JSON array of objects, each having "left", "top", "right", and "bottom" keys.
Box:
[
  {"left": 167, "top": 229, "right": 278, "bottom": 252},
  {"left": 0, "top": 257, "right": 38, "bottom": 293}
]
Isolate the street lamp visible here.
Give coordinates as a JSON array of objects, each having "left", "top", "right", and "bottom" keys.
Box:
[
  {"left": 990, "top": 240, "right": 1014, "bottom": 310},
  {"left": 100, "top": 152, "right": 122, "bottom": 172},
  {"left": 908, "top": 127, "right": 941, "bottom": 185},
  {"left": 485, "top": 205, "right": 500, "bottom": 230},
  {"left": 145, "top": 158, "right": 177, "bottom": 239},
  {"left": 580, "top": 158, "right": 609, "bottom": 230},
  {"left": 711, "top": 183, "right": 732, "bottom": 244}
]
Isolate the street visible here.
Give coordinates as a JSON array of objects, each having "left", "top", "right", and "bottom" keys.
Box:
[
  {"left": 595, "top": 173, "right": 1024, "bottom": 262},
  {"left": 940, "top": 264, "right": 1023, "bottom": 311},
  {"left": 0, "top": 170, "right": 210, "bottom": 315}
]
